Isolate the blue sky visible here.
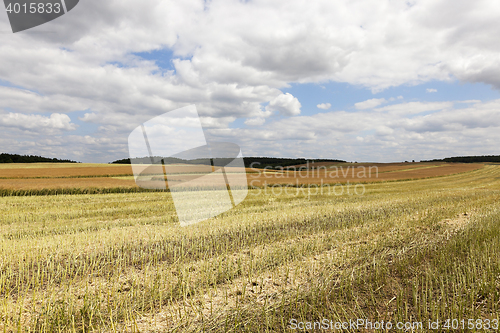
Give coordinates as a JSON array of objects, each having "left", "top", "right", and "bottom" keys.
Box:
[
  {"left": 283, "top": 80, "right": 500, "bottom": 115},
  {"left": 132, "top": 49, "right": 178, "bottom": 73},
  {"left": 1, "top": 0, "right": 500, "bottom": 163}
]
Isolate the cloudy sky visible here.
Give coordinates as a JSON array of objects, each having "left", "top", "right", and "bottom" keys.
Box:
[{"left": 1, "top": 0, "right": 500, "bottom": 163}]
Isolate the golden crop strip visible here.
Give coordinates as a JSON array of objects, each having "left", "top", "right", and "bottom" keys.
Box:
[{"left": 0, "top": 164, "right": 135, "bottom": 178}]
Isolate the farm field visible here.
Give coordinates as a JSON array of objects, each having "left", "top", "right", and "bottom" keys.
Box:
[
  {"left": 0, "top": 163, "right": 499, "bottom": 331},
  {"left": 0, "top": 162, "right": 483, "bottom": 193}
]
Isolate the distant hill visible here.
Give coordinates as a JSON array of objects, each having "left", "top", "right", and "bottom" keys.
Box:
[
  {"left": 240, "top": 157, "right": 346, "bottom": 169},
  {"left": 423, "top": 155, "right": 500, "bottom": 163},
  {"left": 0, "top": 153, "right": 78, "bottom": 164},
  {"left": 111, "top": 157, "right": 184, "bottom": 165},
  {"left": 111, "top": 157, "right": 346, "bottom": 168}
]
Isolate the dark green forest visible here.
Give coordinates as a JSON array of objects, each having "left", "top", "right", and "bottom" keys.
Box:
[
  {"left": 0, "top": 153, "right": 78, "bottom": 164},
  {"left": 423, "top": 155, "right": 500, "bottom": 163},
  {"left": 111, "top": 157, "right": 346, "bottom": 169}
]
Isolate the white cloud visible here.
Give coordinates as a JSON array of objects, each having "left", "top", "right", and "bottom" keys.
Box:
[
  {"left": 374, "top": 101, "right": 453, "bottom": 115},
  {"left": 2, "top": 0, "right": 500, "bottom": 98},
  {"left": 355, "top": 98, "right": 387, "bottom": 110},
  {"left": 245, "top": 117, "right": 266, "bottom": 126},
  {"left": 317, "top": 103, "right": 331, "bottom": 110},
  {"left": 265, "top": 93, "right": 301, "bottom": 116},
  {"left": 0, "top": 113, "right": 77, "bottom": 132},
  {"left": 0, "top": 87, "right": 87, "bottom": 114},
  {"left": 427, "top": 88, "right": 438, "bottom": 93},
  {"left": 200, "top": 116, "right": 237, "bottom": 129},
  {"left": 376, "top": 126, "right": 394, "bottom": 136}
]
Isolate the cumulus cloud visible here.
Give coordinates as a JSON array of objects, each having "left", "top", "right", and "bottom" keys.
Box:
[
  {"left": 265, "top": 93, "right": 301, "bottom": 116},
  {"left": 0, "top": 87, "right": 87, "bottom": 114},
  {"left": 317, "top": 103, "right": 331, "bottom": 110},
  {"left": 355, "top": 98, "right": 387, "bottom": 110},
  {"left": 0, "top": 113, "right": 77, "bottom": 132},
  {"left": 374, "top": 101, "right": 453, "bottom": 115},
  {"left": 2, "top": 0, "right": 500, "bottom": 98},
  {"left": 427, "top": 88, "right": 437, "bottom": 93},
  {"left": 245, "top": 117, "right": 266, "bottom": 126}
]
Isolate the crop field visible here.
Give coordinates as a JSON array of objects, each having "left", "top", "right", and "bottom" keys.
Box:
[
  {"left": 0, "top": 162, "right": 483, "bottom": 194},
  {"left": 0, "top": 163, "right": 499, "bottom": 331},
  {"left": 246, "top": 162, "right": 482, "bottom": 186}
]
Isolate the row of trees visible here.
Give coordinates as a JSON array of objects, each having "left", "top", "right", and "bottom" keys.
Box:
[
  {"left": 423, "top": 155, "right": 500, "bottom": 163},
  {"left": 0, "top": 153, "right": 78, "bottom": 164},
  {"left": 111, "top": 157, "right": 346, "bottom": 168}
]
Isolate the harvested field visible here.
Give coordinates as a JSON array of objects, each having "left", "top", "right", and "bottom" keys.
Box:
[
  {"left": 246, "top": 162, "right": 482, "bottom": 186},
  {"left": 0, "top": 164, "right": 499, "bottom": 332},
  {"left": 0, "top": 164, "right": 134, "bottom": 179},
  {"left": 0, "top": 177, "right": 137, "bottom": 190},
  {"left": 287, "top": 161, "right": 442, "bottom": 172},
  {"left": 0, "top": 162, "right": 483, "bottom": 192}
]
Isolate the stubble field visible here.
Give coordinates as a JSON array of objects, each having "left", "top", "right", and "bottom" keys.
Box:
[
  {"left": 0, "top": 162, "right": 499, "bottom": 332},
  {"left": 0, "top": 162, "right": 482, "bottom": 193}
]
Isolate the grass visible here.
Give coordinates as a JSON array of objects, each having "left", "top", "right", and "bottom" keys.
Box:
[{"left": 0, "top": 164, "right": 498, "bottom": 331}]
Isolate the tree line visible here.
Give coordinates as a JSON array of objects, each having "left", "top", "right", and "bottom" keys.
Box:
[
  {"left": 423, "top": 155, "right": 500, "bottom": 163},
  {"left": 111, "top": 157, "right": 346, "bottom": 169},
  {"left": 0, "top": 153, "right": 78, "bottom": 163}
]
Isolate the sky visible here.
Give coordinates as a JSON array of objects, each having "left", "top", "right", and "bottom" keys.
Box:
[{"left": 1, "top": 0, "right": 500, "bottom": 163}]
